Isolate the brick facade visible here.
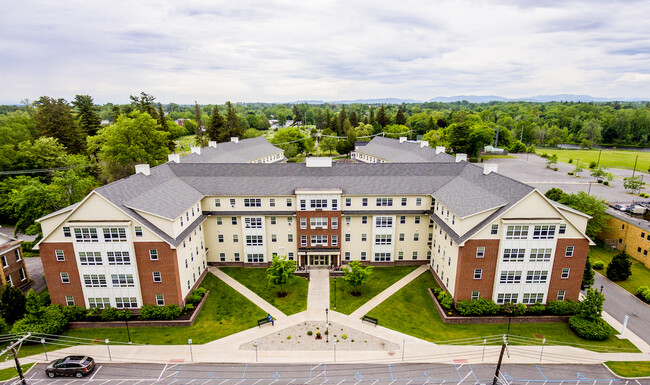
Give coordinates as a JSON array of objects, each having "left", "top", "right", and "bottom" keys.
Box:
[
  {"left": 296, "top": 211, "right": 342, "bottom": 250},
  {"left": 547, "top": 238, "right": 589, "bottom": 301},
  {"left": 40, "top": 242, "right": 85, "bottom": 306},
  {"left": 454, "top": 239, "right": 500, "bottom": 301},
  {"left": 598, "top": 214, "right": 650, "bottom": 268},
  {"left": 133, "top": 242, "right": 183, "bottom": 306},
  {"left": 1, "top": 242, "right": 29, "bottom": 289}
]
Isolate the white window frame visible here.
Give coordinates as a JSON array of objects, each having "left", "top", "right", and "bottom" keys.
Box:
[
  {"left": 149, "top": 249, "right": 159, "bottom": 260},
  {"left": 561, "top": 268, "right": 570, "bottom": 279},
  {"left": 156, "top": 294, "right": 165, "bottom": 306},
  {"left": 55, "top": 250, "right": 65, "bottom": 261},
  {"left": 565, "top": 246, "right": 574, "bottom": 257},
  {"left": 476, "top": 247, "right": 485, "bottom": 258},
  {"left": 60, "top": 272, "right": 70, "bottom": 284},
  {"left": 474, "top": 268, "right": 482, "bottom": 279},
  {"left": 65, "top": 295, "right": 74, "bottom": 306},
  {"left": 152, "top": 271, "right": 162, "bottom": 282}
]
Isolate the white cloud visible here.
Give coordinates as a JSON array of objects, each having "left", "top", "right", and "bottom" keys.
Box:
[{"left": 0, "top": 0, "right": 649, "bottom": 103}]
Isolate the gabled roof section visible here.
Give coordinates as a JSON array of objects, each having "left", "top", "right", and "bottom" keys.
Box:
[
  {"left": 354, "top": 136, "right": 455, "bottom": 163},
  {"left": 179, "top": 136, "right": 284, "bottom": 163}
]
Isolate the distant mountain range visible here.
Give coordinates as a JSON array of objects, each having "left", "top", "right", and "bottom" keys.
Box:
[{"left": 292, "top": 94, "right": 649, "bottom": 104}]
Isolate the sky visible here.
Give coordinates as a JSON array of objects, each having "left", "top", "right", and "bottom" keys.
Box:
[{"left": 1, "top": 0, "right": 650, "bottom": 104}]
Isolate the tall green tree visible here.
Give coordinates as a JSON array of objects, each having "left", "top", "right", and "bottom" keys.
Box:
[
  {"left": 582, "top": 258, "right": 595, "bottom": 290},
  {"left": 224, "top": 101, "right": 243, "bottom": 139},
  {"left": 448, "top": 121, "right": 472, "bottom": 154},
  {"left": 33, "top": 96, "right": 84, "bottom": 153},
  {"left": 395, "top": 107, "right": 407, "bottom": 125},
  {"left": 606, "top": 251, "right": 632, "bottom": 281},
  {"left": 72, "top": 95, "right": 102, "bottom": 137},
  {"left": 559, "top": 191, "right": 608, "bottom": 238},
  {"left": 376, "top": 105, "right": 390, "bottom": 128},
  {"left": 207, "top": 105, "right": 226, "bottom": 142},
  {"left": 0, "top": 285, "right": 26, "bottom": 324},
  {"left": 129, "top": 92, "right": 158, "bottom": 119},
  {"left": 266, "top": 255, "right": 296, "bottom": 296},
  {"left": 88, "top": 111, "right": 170, "bottom": 182}
]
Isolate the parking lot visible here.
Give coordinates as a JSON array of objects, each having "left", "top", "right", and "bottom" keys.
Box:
[{"left": 6, "top": 362, "right": 645, "bottom": 385}]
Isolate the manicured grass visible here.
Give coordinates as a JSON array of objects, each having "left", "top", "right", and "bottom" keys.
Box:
[
  {"left": 0, "top": 362, "right": 35, "bottom": 381},
  {"left": 11, "top": 273, "right": 266, "bottom": 358},
  {"left": 220, "top": 267, "right": 308, "bottom": 315},
  {"left": 330, "top": 266, "right": 419, "bottom": 315},
  {"left": 588, "top": 245, "right": 650, "bottom": 296},
  {"left": 538, "top": 148, "right": 650, "bottom": 171},
  {"left": 480, "top": 155, "right": 516, "bottom": 160},
  {"left": 605, "top": 361, "right": 650, "bottom": 378},
  {"left": 367, "top": 272, "right": 638, "bottom": 352},
  {"left": 174, "top": 134, "right": 196, "bottom": 154}
]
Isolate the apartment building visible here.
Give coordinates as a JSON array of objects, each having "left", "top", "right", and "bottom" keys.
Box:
[
  {"left": 174, "top": 136, "right": 285, "bottom": 164},
  {"left": 597, "top": 207, "right": 650, "bottom": 268},
  {"left": 36, "top": 155, "right": 592, "bottom": 309},
  {"left": 0, "top": 232, "right": 29, "bottom": 289},
  {"left": 351, "top": 136, "right": 455, "bottom": 163}
]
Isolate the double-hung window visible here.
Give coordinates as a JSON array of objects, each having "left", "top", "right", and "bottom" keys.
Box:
[
  {"left": 111, "top": 274, "right": 135, "bottom": 287},
  {"left": 525, "top": 270, "right": 548, "bottom": 283},
  {"left": 532, "top": 225, "right": 556, "bottom": 239},
  {"left": 245, "top": 217, "right": 263, "bottom": 228},
  {"left": 74, "top": 228, "right": 98, "bottom": 242},
  {"left": 246, "top": 235, "right": 263, "bottom": 246},
  {"left": 310, "top": 217, "right": 328, "bottom": 229},
  {"left": 244, "top": 198, "right": 261, "bottom": 207},
  {"left": 375, "top": 235, "right": 392, "bottom": 245},
  {"left": 83, "top": 274, "right": 107, "bottom": 287},
  {"left": 502, "top": 249, "right": 525, "bottom": 262},
  {"left": 107, "top": 251, "right": 131, "bottom": 265},
  {"left": 310, "top": 235, "right": 328, "bottom": 246},
  {"left": 505, "top": 225, "right": 528, "bottom": 239},
  {"left": 103, "top": 228, "right": 127, "bottom": 242},
  {"left": 376, "top": 198, "right": 393, "bottom": 207},
  {"left": 529, "top": 248, "right": 552, "bottom": 262},
  {"left": 499, "top": 271, "right": 522, "bottom": 284},
  {"left": 79, "top": 252, "right": 102, "bottom": 265},
  {"left": 375, "top": 217, "right": 393, "bottom": 227}
]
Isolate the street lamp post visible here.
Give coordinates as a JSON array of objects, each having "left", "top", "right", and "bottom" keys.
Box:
[
  {"left": 326, "top": 323, "right": 329, "bottom": 343},
  {"left": 326, "top": 308, "right": 329, "bottom": 325},
  {"left": 600, "top": 285, "right": 604, "bottom": 294},
  {"left": 254, "top": 340, "right": 258, "bottom": 362},
  {"left": 188, "top": 339, "right": 193, "bottom": 362}
]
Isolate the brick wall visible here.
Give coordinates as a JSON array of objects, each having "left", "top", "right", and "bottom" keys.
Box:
[
  {"left": 40, "top": 242, "right": 85, "bottom": 306},
  {"left": 296, "top": 211, "right": 342, "bottom": 250},
  {"left": 548, "top": 238, "right": 589, "bottom": 301},
  {"left": 1, "top": 245, "right": 29, "bottom": 288},
  {"left": 133, "top": 242, "right": 183, "bottom": 306},
  {"left": 454, "top": 239, "right": 500, "bottom": 301},
  {"left": 598, "top": 215, "right": 650, "bottom": 268}
]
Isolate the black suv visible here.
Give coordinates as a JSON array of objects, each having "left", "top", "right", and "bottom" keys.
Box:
[{"left": 45, "top": 356, "right": 95, "bottom": 378}]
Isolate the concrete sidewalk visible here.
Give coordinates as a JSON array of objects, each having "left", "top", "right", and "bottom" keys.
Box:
[
  {"left": 349, "top": 265, "right": 428, "bottom": 319},
  {"left": 210, "top": 267, "right": 287, "bottom": 320},
  {"left": 306, "top": 268, "right": 330, "bottom": 320}
]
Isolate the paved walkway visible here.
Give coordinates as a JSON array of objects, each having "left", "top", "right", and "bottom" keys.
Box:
[
  {"left": 306, "top": 267, "right": 330, "bottom": 320},
  {"left": 349, "top": 265, "right": 428, "bottom": 319},
  {"left": 209, "top": 267, "right": 287, "bottom": 319},
  {"left": 594, "top": 272, "right": 650, "bottom": 345}
]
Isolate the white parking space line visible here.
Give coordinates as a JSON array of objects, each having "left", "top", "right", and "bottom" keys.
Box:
[
  {"left": 233, "top": 379, "right": 245, "bottom": 385},
  {"left": 219, "top": 380, "right": 229, "bottom": 385},
  {"left": 269, "top": 380, "right": 279, "bottom": 385},
  {"left": 90, "top": 365, "right": 102, "bottom": 380},
  {"left": 252, "top": 379, "right": 262, "bottom": 384},
  {"left": 158, "top": 363, "right": 169, "bottom": 381}
]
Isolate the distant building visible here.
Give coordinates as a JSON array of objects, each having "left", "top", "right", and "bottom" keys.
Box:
[
  {"left": 597, "top": 205, "right": 650, "bottom": 268},
  {"left": 351, "top": 136, "right": 456, "bottom": 163},
  {"left": 0, "top": 231, "right": 29, "bottom": 290}
]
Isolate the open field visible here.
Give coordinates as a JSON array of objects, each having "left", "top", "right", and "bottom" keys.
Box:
[
  {"left": 605, "top": 361, "right": 650, "bottom": 377},
  {"left": 366, "top": 272, "right": 638, "bottom": 352},
  {"left": 330, "top": 266, "right": 418, "bottom": 315},
  {"left": 220, "top": 267, "right": 309, "bottom": 315},
  {"left": 588, "top": 245, "right": 650, "bottom": 296},
  {"left": 538, "top": 148, "right": 650, "bottom": 171},
  {"left": 13, "top": 273, "right": 266, "bottom": 358}
]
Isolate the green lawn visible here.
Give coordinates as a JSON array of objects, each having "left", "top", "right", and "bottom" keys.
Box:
[
  {"left": 12, "top": 273, "right": 266, "bottom": 359},
  {"left": 174, "top": 134, "right": 196, "bottom": 154},
  {"left": 0, "top": 362, "right": 35, "bottom": 381},
  {"left": 220, "top": 267, "right": 309, "bottom": 315},
  {"left": 588, "top": 245, "right": 650, "bottom": 296},
  {"left": 331, "top": 266, "right": 419, "bottom": 315},
  {"left": 480, "top": 155, "right": 516, "bottom": 160},
  {"left": 367, "top": 272, "right": 638, "bottom": 352},
  {"left": 605, "top": 361, "right": 650, "bottom": 378},
  {"left": 538, "top": 148, "right": 650, "bottom": 171}
]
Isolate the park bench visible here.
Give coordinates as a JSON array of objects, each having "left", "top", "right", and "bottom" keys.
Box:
[
  {"left": 258, "top": 317, "right": 273, "bottom": 327},
  {"left": 361, "top": 315, "right": 378, "bottom": 326}
]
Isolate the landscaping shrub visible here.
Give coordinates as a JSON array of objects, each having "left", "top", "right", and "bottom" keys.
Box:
[
  {"left": 592, "top": 261, "right": 605, "bottom": 270},
  {"left": 603, "top": 181, "right": 609, "bottom": 185},
  {"left": 186, "top": 287, "right": 207, "bottom": 306},
  {"left": 514, "top": 303, "right": 527, "bottom": 316},
  {"left": 597, "top": 179, "right": 603, "bottom": 184},
  {"left": 553, "top": 167, "right": 559, "bottom": 171},
  {"left": 62, "top": 306, "right": 87, "bottom": 321},
  {"left": 0, "top": 317, "right": 6, "bottom": 332},
  {"left": 568, "top": 316, "right": 611, "bottom": 340},
  {"left": 455, "top": 298, "right": 500, "bottom": 316},
  {"left": 342, "top": 334, "right": 348, "bottom": 339},
  {"left": 606, "top": 251, "right": 632, "bottom": 281},
  {"left": 569, "top": 158, "right": 573, "bottom": 163},
  {"left": 527, "top": 303, "right": 546, "bottom": 315},
  {"left": 468, "top": 157, "right": 478, "bottom": 163},
  {"left": 526, "top": 145, "right": 536, "bottom": 153},
  {"left": 568, "top": 172, "right": 574, "bottom": 175},
  {"left": 637, "top": 286, "right": 650, "bottom": 302},
  {"left": 589, "top": 161, "right": 597, "bottom": 169},
  {"left": 307, "top": 331, "right": 313, "bottom": 336},
  {"left": 547, "top": 299, "right": 579, "bottom": 315},
  {"left": 139, "top": 305, "right": 183, "bottom": 320},
  {"left": 100, "top": 307, "right": 122, "bottom": 321},
  {"left": 184, "top": 303, "right": 195, "bottom": 311},
  {"left": 540, "top": 153, "right": 548, "bottom": 158},
  {"left": 436, "top": 290, "right": 453, "bottom": 310},
  {"left": 11, "top": 305, "right": 68, "bottom": 335}
]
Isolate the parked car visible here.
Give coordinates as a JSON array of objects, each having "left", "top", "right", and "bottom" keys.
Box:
[{"left": 45, "top": 355, "right": 95, "bottom": 378}]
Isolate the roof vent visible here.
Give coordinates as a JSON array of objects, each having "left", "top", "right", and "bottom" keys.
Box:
[
  {"left": 435, "top": 146, "right": 446, "bottom": 154},
  {"left": 135, "top": 164, "right": 151, "bottom": 176},
  {"left": 455, "top": 153, "right": 467, "bottom": 162},
  {"left": 231, "top": 137, "right": 239, "bottom": 143},
  {"left": 168, "top": 153, "right": 180, "bottom": 163},
  {"left": 190, "top": 146, "right": 201, "bottom": 155},
  {"left": 208, "top": 141, "right": 217, "bottom": 148},
  {"left": 399, "top": 137, "right": 408, "bottom": 143},
  {"left": 420, "top": 141, "right": 429, "bottom": 148},
  {"left": 306, "top": 157, "right": 332, "bottom": 168},
  {"left": 483, "top": 163, "right": 498, "bottom": 175}
]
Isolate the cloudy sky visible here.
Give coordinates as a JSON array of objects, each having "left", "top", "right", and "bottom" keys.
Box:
[{"left": 1, "top": 0, "right": 649, "bottom": 104}]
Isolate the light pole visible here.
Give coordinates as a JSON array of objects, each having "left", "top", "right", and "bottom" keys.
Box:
[
  {"left": 326, "top": 323, "right": 329, "bottom": 343},
  {"left": 188, "top": 339, "right": 193, "bottom": 361},
  {"left": 41, "top": 338, "right": 47, "bottom": 361},
  {"left": 105, "top": 339, "right": 111, "bottom": 361},
  {"left": 334, "top": 340, "right": 337, "bottom": 362},
  {"left": 254, "top": 340, "right": 258, "bottom": 362},
  {"left": 124, "top": 310, "right": 131, "bottom": 343},
  {"left": 600, "top": 285, "right": 604, "bottom": 294},
  {"left": 326, "top": 308, "right": 329, "bottom": 325}
]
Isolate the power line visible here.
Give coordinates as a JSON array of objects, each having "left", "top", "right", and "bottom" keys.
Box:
[{"left": 0, "top": 164, "right": 95, "bottom": 176}]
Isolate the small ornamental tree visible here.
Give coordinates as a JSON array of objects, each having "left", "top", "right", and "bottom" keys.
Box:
[
  {"left": 606, "top": 251, "right": 632, "bottom": 281},
  {"left": 0, "top": 284, "right": 26, "bottom": 324},
  {"left": 266, "top": 255, "right": 296, "bottom": 297},
  {"left": 545, "top": 154, "right": 558, "bottom": 168},
  {"left": 343, "top": 261, "right": 373, "bottom": 296},
  {"left": 577, "top": 288, "right": 605, "bottom": 320},
  {"left": 623, "top": 175, "right": 644, "bottom": 192},
  {"left": 582, "top": 258, "right": 595, "bottom": 290}
]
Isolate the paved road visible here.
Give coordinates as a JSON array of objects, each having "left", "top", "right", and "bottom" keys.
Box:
[
  {"left": 7, "top": 362, "right": 647, "bottom": 385},
  {"left": 594, "top": 272, "right": 650, "bottom": 345},
  {"left": 23, "top": 257, "right": 47, "bottom": 294}
]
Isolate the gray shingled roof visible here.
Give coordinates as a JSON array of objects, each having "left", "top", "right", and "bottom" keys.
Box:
[
  {"left": 87, "top": 160, "right": 534, "bottom": 247},
  {"left": 354, "top": 136, "right": 455, "bottom": 163},
  {"left": 179, "top": 136, "right": 284, "bottom": 163}
]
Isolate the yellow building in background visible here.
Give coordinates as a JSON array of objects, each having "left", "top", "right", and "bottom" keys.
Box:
[{"left": 597, "top": 208, "right": 650, "bottom": 268}]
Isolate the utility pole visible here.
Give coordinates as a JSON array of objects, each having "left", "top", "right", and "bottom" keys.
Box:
[
  {"left": 1, "top": 333, "right": 31, "bottom": 385},
  {"left": 632, "top": 155, "right": 639, "bottom": 178},
  {"left": 597, "top": 149, "right": 602, "bottom": 167},
  {"left": 492, "top": 335, "right": 508, "bottom": 385}
]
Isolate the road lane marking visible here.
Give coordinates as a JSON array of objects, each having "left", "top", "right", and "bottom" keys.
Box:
[
  {"left": 90, "top": 365, "right": 102, "bottom": 380},
  {"left": 242, "top": 364, "right": 248, "bottom": 379}
]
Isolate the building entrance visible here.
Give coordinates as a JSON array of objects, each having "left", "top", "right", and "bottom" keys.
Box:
[{"left": 309, "top": 255, "right": 329, "bottom": 266}]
